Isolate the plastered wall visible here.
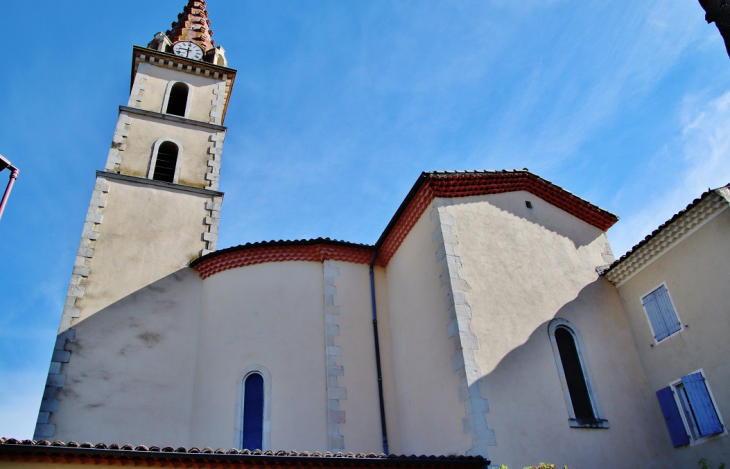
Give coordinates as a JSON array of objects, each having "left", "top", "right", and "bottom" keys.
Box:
[
  {"left": 118, "top": 115, "right": 219, "bottom": 188},
  {"left": 136, "top": 65, "right": 223, "bottom": 123},
  {"left": 443, "top": 191, "right": 671, "bottom": 469},
  {"left": 50, "top": 269, "right": 202, "bottom": 447},
  {"left": 383, "top": 202, "right": 471, "bottom": 456},
  {"left": 616, "top": 209, "right": 730, "bottom": 468},
  {"left": 193, "top": 262, "right": 329, "bottom": 451},
  {"left": 329, "top": 260, "right": 387, "bottom": 454},
  {"left": 371, "top": 265, "right": 403, "bottom": 455},
  {"left": 75, "top": 179, "right": 212, "bottom": 323}
]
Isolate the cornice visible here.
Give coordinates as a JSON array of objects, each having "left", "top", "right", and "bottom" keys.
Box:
[
  {"left": 191, "top": 170, "right": 618, "bottom": 277},
  {"left": 604, "top": 191, "right": 729, "bottom": 286},
  {"left": 119, "top": 105, "right": 227, "bottom": 131},
  {"left": 192, "top": 239, "right": 375, "bottom": 279},
  {"left": 374, "top": 170, "right": 618, "bottom": 267},
  {"left": 131, "top": 46, "right": 237, "bottom": 122},
  {"left": 97, "top": 171, "right": 225, "bottom": 198}
]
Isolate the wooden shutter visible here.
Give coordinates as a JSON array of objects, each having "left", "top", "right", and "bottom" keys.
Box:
[
  {"left": 656, "top": 387, "right": 690, "bottom": 447},
  {"left": 643, "top": 291, "right": 670, "bottom": 341},
  {"left": 681, "top": 373, "right": 724, "bottom": 437},
  {"left": 643, "top": 286, "right": 680, "bottom": 341},
  {"left": 654, "top": 286, "right": 681, "bottom": 337}
]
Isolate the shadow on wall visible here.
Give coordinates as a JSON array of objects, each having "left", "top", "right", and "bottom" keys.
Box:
[
  {"left": 48, "top": 267, "right": 203, "bottom": 447},
  {"left": 469, "top": 279, "right": 671, "bottom": 469},
  {"left": 448, "top": 195, "right": 605, "bottom": 251}
]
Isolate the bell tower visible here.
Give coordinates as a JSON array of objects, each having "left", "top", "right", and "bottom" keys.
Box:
[{"left": 35, "top": 0, "right": 236, "bottom": 440}]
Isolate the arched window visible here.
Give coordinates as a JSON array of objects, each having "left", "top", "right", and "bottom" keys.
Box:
[
  {"left": 235, "top": 365, "right": 271, "bottom": 450},
  {"left": 242, "top": 373, "right": 264, "bottom": 450},
  {"left": 163, "top": 82, "right": 190, "bottom": 117},
  {"left": 148, "top": 140, "right": 181, "bottom": 183},
  {"left": 548, "top": 318, "right": 608, "bottom": 428}
]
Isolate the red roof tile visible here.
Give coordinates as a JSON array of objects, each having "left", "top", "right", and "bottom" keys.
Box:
[
  {"left": 0, "top": 439, "right": 488, "bottom": 466},
  {"left": 192, "top": 239, "right": 375, "bottom": 280},
  {"left": 167, "top": 0, "right": 216, "bottom": 52},
  {"left": 192, "top": 170, "right": 618, "bottom": 277}
]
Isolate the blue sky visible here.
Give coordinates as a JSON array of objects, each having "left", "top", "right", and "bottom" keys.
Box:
[{"left": 1, "top": 0, "right": 729, "bottom": 440}]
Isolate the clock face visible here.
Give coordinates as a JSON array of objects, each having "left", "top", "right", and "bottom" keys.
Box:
[{"left": 173, "top": 41, "right": 204, "bottom": 60}]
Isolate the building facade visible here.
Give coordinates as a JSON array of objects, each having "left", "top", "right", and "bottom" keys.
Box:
[
  {"left": 604, "top": 186, "right": 730, "bottom": 469},
  {"left": 30, "top": 2, "right": 729, "bottom": 468}
]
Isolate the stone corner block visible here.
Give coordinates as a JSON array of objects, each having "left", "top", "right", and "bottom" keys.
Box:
[
  {"left": 327, "top": 387, "right": 347, "bottom": 400},
  {"left": 39, "top": 399, "right": 60, "bottom": 413},
  {"left": 34, "top": 424, "right": 56, "bottom": 439},
  {"left": 328, "top": 410, "right": 346, "bottom": 424},
  {"left": 51, "top": 350, "right": 71, "bottom": 364}
]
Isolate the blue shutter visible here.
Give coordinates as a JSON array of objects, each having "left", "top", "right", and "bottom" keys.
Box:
[
  {"left": 656, "top": 387, "right": 690, "bottom": 447},
  {"left": 643, "top": 291, "right": 670, "bottom": 341},
  {"left": 654, "top": 286, "right": 681, "bottom": 337},
  {"left": 682, "top": 373, "right": 724, "bottom": 437}
]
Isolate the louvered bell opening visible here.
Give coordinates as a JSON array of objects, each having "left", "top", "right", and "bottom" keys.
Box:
[{"left": 153, "top": 142, "right": 179, "bottom": 183}]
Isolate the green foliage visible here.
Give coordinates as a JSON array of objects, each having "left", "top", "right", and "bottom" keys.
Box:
[
  {"left": 699, "top": 458, "right": 726, "bottom": 469},
  {"left": 496, "top": 464, "right": 572, "bottom": 469}
]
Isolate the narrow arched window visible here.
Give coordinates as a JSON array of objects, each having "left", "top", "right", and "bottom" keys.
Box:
[
  {"left": 555, "top": 327, "right": 594, "bottom": 420},
  {"left": 152, "top": 142, "right": 178, "bottom": 183},
  {"left": 548, "top": 319, "right": 608, "bottom": 428},
  {"left": 242, "top": 373, "right": 265, "bottom": 450},
  {"left": 165, "top": 82, "right": 189, "bottom": 117}
]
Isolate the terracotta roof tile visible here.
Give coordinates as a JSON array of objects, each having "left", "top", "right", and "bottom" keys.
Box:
[
  {"left": 191, "top": 170, "right": 618, "bottom": 277},
  {"left": 601, "top": 184, "right": 730, "bottom": 279},
  {"left": 0, "top": 439, "right": 488, "bottom": 465},
  {"left": 167, "top": 0, "right": 216, "bottom": 52},
  {"left": 374, "top": 170, "right": 618, "bottom": 267},
  {"left": 191, "top": 238, "right": 375, "bottom": 279}
]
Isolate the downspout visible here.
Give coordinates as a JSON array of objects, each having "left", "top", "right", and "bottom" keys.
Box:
[
  {"left": 0, "top": 165, "right": 19, "bottom": 221},
  {"left": 369, "top": 250, "right": 389, "bottom": 455}
]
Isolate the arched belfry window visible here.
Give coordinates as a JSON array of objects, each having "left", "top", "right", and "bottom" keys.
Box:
[
  {"left": 235, "top": 366, "right": 271, "bottom": 450},
  {"left": 163, "top": 81, "right": 191, "bottom": 117},
  {"left": 148, "top": 139, "right": 182, "bottom": 184},
  {"left": 548, "top": 318, "right": 608, "bottom": 428}
]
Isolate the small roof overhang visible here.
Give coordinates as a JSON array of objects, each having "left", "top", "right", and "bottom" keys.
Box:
[{"left": 0, "top": 439, "right": 489, "bottom": 468}]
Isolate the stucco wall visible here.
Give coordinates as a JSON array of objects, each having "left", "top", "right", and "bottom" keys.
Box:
[
  {"left": 328, "top": 260, "right": 385, "bottom": 454},
  {"left": 372, "top": 265, "right": 403, "bottom": 455},
  {"left": 118, "top": 114, "right": 217, "bottom": 188},
  {"left": 384, "top": 201, "right": 470, "bottom": 456},
  {"left": 445, "top": 191, "right": 671, "bottom": 469},
  {"left": 615, "top": 208, "right": 730, "bottom": 468},
  {"left": 193, "top": 261, "right": 328, "bottom": 451},
  {"left": 75, "top": 178, "right": 210, "bottom": 323},
  {"left": 136, "top": 65, "right": 222, "bottom": 123},
  {"left": 51, "top": 268, "right": 202, "bottom": 447}
]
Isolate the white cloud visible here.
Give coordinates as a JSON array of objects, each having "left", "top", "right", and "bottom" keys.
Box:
[
  {"left": 680, "top": 91, "right": 730, "bottom": 193},
  {"left": 479, "top": 1, "right": 702, "bottom": 171},
  {"left": 610, "top": 90, "right": 730, "bottom": 257}
]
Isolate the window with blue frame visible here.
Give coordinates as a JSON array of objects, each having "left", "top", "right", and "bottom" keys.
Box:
[
  {"left": 656, "top": 371, "right": 725, "bottom": 447},
  {"left": 242, "top": 373, "right": 265, "bottom": 450},
  {"left": 641, "top": 284, "right": 681, "bottom": 342}
]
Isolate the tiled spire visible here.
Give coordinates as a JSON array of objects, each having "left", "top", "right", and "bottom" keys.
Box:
[{"left": 166, "top": 0, "right": 216, "bottom": 52}]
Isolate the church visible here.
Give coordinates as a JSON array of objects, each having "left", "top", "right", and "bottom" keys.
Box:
[{"left": 1, "top": 2, "right": 729, "bottom": 468}]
